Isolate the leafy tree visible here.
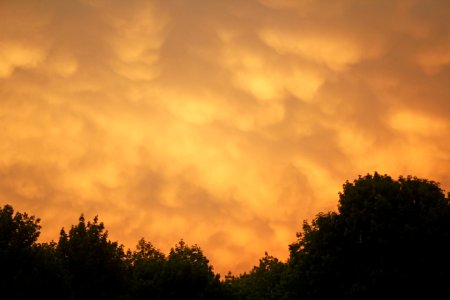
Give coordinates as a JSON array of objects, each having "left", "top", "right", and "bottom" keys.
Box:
[
  {"left": 2, "top": 172, "right": 448, "bottom": 300},
  {"left": 0, "top": 204, "right": 41, "bottom": 248},
  {"left": 285, "top": 173, "right": 450, "bottom": 300},
  {"left": 128, "top": 238, "right": 230, "bottom": 300},
  {"left": 57, "top": 215, "right": 128, "bottom": 299},
  {"left": 226, "top": 252, "right": 285, "bottom": 300},
  {"left": 0, "top": 204, "right": 41, "bottom": 299},
  {"left": 162, "top": 240, "right": 223, "bottom": 300},
  {"left": 31, "top": 241, "right": 69, "bottom": 297},
  {"left": 129, "top": 238, "right": 166, "bottom": 299}
]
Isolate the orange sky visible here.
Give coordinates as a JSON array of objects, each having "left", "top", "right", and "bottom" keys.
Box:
[{"left": 1, "top": 0, "right": 450, "bottom": 275}]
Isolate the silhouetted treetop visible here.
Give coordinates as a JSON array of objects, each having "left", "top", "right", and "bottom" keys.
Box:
[
  {"left": 286, "top": 173, "right": 450, "bottom": 300},
  {"left": 0, "top": 173, "right": 449, "bottom": 300},
  {"left": 0, "top": 204, "right": 41, "bottom": 249},
  {"left": 57, "top": 214, "right": 128, "bottom": 299}
]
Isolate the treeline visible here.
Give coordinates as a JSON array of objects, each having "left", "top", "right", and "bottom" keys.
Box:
[{"left": 1, "top": 173, "right": 449, "bottom": 299}]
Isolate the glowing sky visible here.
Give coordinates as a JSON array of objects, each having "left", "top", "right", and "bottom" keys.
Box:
[{"left": 1, "top": 0, "right": 450, "bottom": 274}]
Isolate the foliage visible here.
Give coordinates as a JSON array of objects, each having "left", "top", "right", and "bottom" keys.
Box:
[
  {"left": 57, "top": 215, "right": 128, "bottom": 299},
  {"left": 129, "top": 238, "right": 166, "bottom": 299},
  {"left": 163, "top": 240, "right": 223, "bottom": 300},
  {"left": 129, "top": 238, "right": 225, "bottom": 300},
  {"left": 0, "top": 204, "right": 41, "bottom": 249},
  {"left": 226, "top": 252, "right": 285, "bottom": 300},
  {"left": 1, "top": 173, "right": 449, "bottom": 299},
  {"left": 0, "top": 204, "right": 42, "bottom": 299},
  {"left": 31, "top": 241, "right": 68, "bottom": 296},
  {"left": 285, "top": 173, "right": 450, "bottom": 299}
]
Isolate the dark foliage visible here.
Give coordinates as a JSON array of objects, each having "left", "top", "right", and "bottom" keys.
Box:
[
  {"left": 129, "top": 238, "right": 225, "bottom": 300},
  {"left": 225, "top": 252, "right": 285, "bottom": 300},
  {"left": 1, "top": 173, "right": 449, "bottom": 300},
  {"left": 0, "top": 204, "right": 41, "bottom": 299},
  {"left": 57, "top": 215, "right": 128, "bottom": 299},
  {"left": 129, "top": 238, "right": 166, "bottom": 299},
  {"left": 285, "top": 173, "right": 450, "bottom": 299}
]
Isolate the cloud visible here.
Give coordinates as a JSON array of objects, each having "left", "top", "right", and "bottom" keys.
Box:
[{"left": 1, "top": 0, "right": 449, "bottom": 274}]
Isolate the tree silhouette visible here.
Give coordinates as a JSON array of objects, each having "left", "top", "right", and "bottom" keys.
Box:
[
  {"left": 0, "top": 204, "right": 41, "bottom": 299},
  {"left": 127, "top": 238, "right": 227, "bottom": 299},
  {"left": 226, "top": 252, "right": 285, "bottom": 300},
  {"left": 129, "top": 238, "right": 166, "bottom": 299},
  {"left": 0, "top": 172, "right": 448, "bottom": 299},
  {"left": 31, "top": 241, "right": 68, "bottom": 297},
  {"left": 163, "top": 240, "right": 223, "bottom": 300},
  {"left": 57, "top": 215, "right": 128, "bottom": 299},
  {"left": 285, "top": 173, "right": 450, "bottom": 299}
]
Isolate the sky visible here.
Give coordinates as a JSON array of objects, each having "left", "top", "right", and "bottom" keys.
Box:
[{"left": 1, "top": 0, "right": 450, "bottom": 275}]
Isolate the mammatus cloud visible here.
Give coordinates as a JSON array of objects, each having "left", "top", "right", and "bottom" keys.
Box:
[{"left": 1, "top": 0, "right": 449, "bottom": 274}]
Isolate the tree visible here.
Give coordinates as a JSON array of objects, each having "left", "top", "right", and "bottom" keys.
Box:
[
  {"left": 2, "top": 172, "right": 447, "bottom": 299},
  {"left": 31, "top": 241, "right": 69, "bottom": 297},
  {"left": 0, "top": 204, "right": 41, "bottom": 248},
  {"left": 129, "top": 238, "right": 166, "bottom": 299},
  {"left": 57, "top": 215, "right": 128, "bottom": 299},
  {"left": 226, "top": 252, "right": 285, "bottom": 300},
  {"left": 162, "top": 240, "right": 223, "bottom": 300},
  {"left": 0, "top": 204, "right": 42, "bottom": 299},
  {"left": 285, "top": 173, "right": 450, "bottom": 299}
]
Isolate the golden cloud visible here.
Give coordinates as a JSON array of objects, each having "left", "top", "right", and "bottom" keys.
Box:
[{"left": 1, "top": 0, "right": 449, "bottom": 274}]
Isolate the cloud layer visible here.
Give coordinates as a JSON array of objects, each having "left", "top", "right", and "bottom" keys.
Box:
[{"left": 1, "top": 0, "right": 449, "bottom": 274}]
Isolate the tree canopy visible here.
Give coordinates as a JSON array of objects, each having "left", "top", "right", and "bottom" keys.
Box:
[
  {"left": 57, "top": 215, "right": 128, "bottom": 299},
  {"left": 285, "top": 173, "right": 450, "bottom": 299},
  {"left": 0, "top": 173, "right": 449, "bottom": 299},
  {"left": 0, "top": 204, "right": 42, "bottom": 298}
]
